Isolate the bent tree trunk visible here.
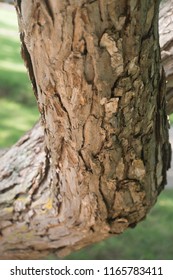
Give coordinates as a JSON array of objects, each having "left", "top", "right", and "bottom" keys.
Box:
[{"left": 0, "top": 0, "right": 171, "bottom": 259}]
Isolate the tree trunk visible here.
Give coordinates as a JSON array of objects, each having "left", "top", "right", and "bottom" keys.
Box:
[
  {"left": 159, "top": 0, "right": 173, "bottom": 114},
  {"left": 0, "top": 0, "right": 171, "bottom": 259}
]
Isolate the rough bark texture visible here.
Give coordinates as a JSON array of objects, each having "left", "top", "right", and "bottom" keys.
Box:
[
  {"left": 0, "top": 0, "right": 171, "bottom": 259},
  {"left": 159, "top": 0, "right": 173, "bottom": 114}
]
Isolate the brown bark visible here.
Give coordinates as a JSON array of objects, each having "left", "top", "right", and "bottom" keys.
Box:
[
  {"left": 0, "top": 0, "right": 171, "bottom": 259},
  {"left": 159, "top": 0, "right": 173, "bottom": 114}
]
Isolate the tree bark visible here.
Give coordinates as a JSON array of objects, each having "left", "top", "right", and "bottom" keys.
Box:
[
  {"left": 159, "top": 0, "right": 173, "bottom": 114},
  {"left": 0, "top": 0, "right": 171, "bottom": 259}
]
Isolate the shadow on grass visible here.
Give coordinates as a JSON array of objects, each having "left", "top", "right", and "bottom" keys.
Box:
[{"left": 0, "top": 69, "right": 35, "bottom": 106}]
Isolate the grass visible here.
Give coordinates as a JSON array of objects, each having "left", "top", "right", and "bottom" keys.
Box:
[
  {"left": 64, "top": 189, "right": 173, "bottom": 260},
  {"left": 0, "top": 98, "right": 38, "bottom": 146},
  {"left": 0, "top": 5, "right": 38, "bottom": 147},
  {"left": 169, "top": 114, "right": 173, "bottom": 125}
]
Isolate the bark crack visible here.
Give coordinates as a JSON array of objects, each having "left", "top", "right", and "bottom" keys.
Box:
[
  {"left": 43, "top": 0, "right": 54, "bottom": 24},
  {"left": 54, "top": 93, "right": 72, "bottom": 129}
]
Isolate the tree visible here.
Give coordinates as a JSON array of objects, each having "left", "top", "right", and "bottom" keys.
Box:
[
  {"left": 0, "top": 0, "right": 171, "bottom": 259},
  {"left": 159, "top": 0, "right": 173, "bottom": 114}
]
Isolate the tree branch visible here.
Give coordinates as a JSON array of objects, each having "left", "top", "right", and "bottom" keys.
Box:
[{"left": 0, "top": 0, "right": 171, "bottom": 259}]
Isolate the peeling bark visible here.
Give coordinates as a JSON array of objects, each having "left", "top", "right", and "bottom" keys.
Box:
[{"left": 0, "top": 0, "right": 171, "bottom": 259}]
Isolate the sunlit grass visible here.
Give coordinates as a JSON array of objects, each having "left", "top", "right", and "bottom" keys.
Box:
[
  {"left": 0, "top": 5, "right": 39, "bottom": 148},
  {"left": 0, "top": 61, "right": 26, "bottom": 71},
  {"left": 169, "top": 113, "right": 173, "bottom": 125},
  {"left": 0, "top": 9, "right": 18, "bottom": 30},
  {"left": 0, "top": 98, "right": 38, "bottom": 147}
]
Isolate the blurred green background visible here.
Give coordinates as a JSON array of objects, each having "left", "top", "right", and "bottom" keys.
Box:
[
  {"left": 0, "top": 3, "right": 38, "bottom": 147},
  {"left": 0, "top": 3, "right": 173, "bottom": 260}
]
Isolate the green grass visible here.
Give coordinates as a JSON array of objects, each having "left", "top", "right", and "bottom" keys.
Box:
[
  {"left": 0, "top": 98, "right": 38, "bottom": 146},
  {"left": 169, "top": 114, "right": 173, "bottom": 125},
  {"left": 64, "top": 189, "right": 173, "bottom": 260},
  {"left": 0, "top": 5, "right": 38, "bottom": 147}
]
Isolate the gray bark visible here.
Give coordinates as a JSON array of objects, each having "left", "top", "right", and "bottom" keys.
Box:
[{"left": 0, "top": 0, "right": 171, "bottom": 259}]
